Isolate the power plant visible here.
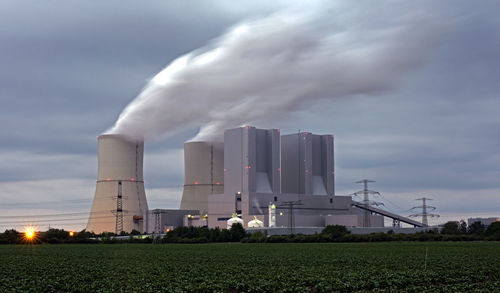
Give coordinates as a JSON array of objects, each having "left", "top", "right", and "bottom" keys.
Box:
[{"left": 87, "top": 127, "right": 424, "bottom": 234}]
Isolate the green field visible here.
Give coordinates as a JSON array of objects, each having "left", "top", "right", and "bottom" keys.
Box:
[{"left": 1, "top": 242, "right": 499, "bottom": 292}]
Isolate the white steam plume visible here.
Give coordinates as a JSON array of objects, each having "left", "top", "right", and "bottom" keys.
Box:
[{"left": 107, "top": 3, "right": 449, "bottom": 141}]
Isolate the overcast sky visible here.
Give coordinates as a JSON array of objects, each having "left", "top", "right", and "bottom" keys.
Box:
[{"left": 1, "top": 0, "right": 499, "bottom": 231}]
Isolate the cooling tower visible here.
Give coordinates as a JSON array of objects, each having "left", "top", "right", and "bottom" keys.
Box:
[
  {"left": 86, "top": 134, "right": 149, "bottom": 234},
  {"left": 180, "top": 141, "right": 224, "bottom": 214}
]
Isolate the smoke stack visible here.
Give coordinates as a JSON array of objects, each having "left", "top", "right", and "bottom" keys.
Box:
[
  {"left": 180, "top": 141, "right": 224, "bottom": 214},
  {"left": 86, "top": 134, "right": 149, "bottom": 233}
]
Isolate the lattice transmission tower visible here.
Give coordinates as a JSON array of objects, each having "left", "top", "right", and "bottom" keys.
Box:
[
  {"left": 409, "top": 197, "right": 439, "bottom": 227},
  {"left": 353, "top": 179, "right": 383, "bottom": 227},
  {"left": 114, "top": 181, "right": 124, "bottom": 235},
  {"left": 152, "top": 209, "right": 162, "bottom": 244}
]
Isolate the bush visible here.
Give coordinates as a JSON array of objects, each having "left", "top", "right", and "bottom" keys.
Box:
[
  {"left": 0, "top": 229, "right": 21, "bottom": 244},
  {"left": 320, "top": 225, "right": 350, "bottom": 241},
  {"left": 485, "top": 222, "right": 500, "bottom": 240},
  {"left": 250, "top": 231, "right": 266, "bottom": 239},
  {"left": 229, "top": 223, "right": 246, "bottom": 242},
  {"left": 241, "top": 231, "right": 266, "bottom": 243},
  {"left": 441, "top": 221, "right": 467, "bottom": 235},
  {"left": 265, "top": 235, "right": 290, "bottom": 243},
  {"left": 45, "top": 228, "right": 70, "bottom": 240},
  {"left": 161, "top": 225, "right": 246, "bottom": 243},
  {"left": 75, "top": 229, "right": 96, "bottom": 239},
  {"left": 467, "top": 221, "right": 485, "bottom": 235},
  {"left": 217, "top": 229, "right": 232, "bottom": 242},
  {"left": 130, "top": 229, "right": 141, "bottom": 235}
]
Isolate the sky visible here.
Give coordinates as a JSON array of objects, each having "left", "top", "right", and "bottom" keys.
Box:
[{"left": 0, "top": 0, "right": 499, "bottom": 231}]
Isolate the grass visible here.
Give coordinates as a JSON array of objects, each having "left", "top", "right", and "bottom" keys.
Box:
[{"left": 0, "top": 242, "right": 499, "bottom": 292}]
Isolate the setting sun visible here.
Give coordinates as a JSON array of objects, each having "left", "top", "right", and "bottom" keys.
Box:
[{"left": 23, "top": 226, "right": 37, "bottom": 242}]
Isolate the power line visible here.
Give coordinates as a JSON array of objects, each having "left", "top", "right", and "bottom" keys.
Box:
[
  {"left": 277, "top": 200, "right": 303, "bottom": 235},
  {"left": 0, "top": 211, "right": 110, "bottom": 219},
  {"left": 0, "top": 220, "right": 117, "bottom": 230},
  {"left": 0, "top": 193, "right": 181, "bottom": 208},
  {"left": 377, "top": 193, "right": 411, "bottom": 213},
  {"left": 0, "top": 197, "right": 107, "bottom": 207},
  {"left": 0, "top": 215, "right": 115, "bottom": 225}
]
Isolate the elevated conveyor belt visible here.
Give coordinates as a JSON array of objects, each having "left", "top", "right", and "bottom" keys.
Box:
[{"left": 352, "top": 201, "right": 424, "bottom": 227}]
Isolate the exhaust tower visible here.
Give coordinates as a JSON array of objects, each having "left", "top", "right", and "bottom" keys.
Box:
[
  {"left": 86, "top": 134, "right": 148, "bottom": 234},
  {"left": 180, "top": 141, "right": 224, "bottom": 214}
]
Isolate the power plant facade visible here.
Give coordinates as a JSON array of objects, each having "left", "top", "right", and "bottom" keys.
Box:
[
  {"left": 88, "top": 126, "right": 423, "bottom": 233},
  {"left": 281, "top": 132, "right": 335, "bottom": 196},
  {"left": 223, "top": 127, "right": 281, "bottom": 196},
  {"left": 86, "top": 134, "right": 148, "bottom": 234},
  {"left": 206, "top": 126, "right": 374, "bottom": 229}
]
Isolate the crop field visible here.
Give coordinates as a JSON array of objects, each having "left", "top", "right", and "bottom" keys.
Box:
[{"left": 0, "top": 242, "right": 499, "bottom": 292}]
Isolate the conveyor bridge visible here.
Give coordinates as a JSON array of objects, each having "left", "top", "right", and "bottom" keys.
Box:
[{"left": 352, "top": 201, "right": 424, "bottom": 227}]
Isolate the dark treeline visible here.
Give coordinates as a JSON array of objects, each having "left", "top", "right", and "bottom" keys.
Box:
[
  {"left": 0, "top": 228, "right": 145, "bottom": 244},
  {"left": 240, "top": 221, "right": 500, "bottom": 244},
  {"left": 1, "top": 220, "right": 499, "bottom": 244}
]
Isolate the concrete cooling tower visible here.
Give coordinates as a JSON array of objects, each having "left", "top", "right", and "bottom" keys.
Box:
[
  {"left": 86, "top": 134, "right": 149, "bottom": 234},
  {"left": 180, "top": 141, "right": 224, "bottom": 214}
]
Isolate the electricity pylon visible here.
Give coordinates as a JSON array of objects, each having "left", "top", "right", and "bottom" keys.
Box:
[
  {"left": 114, "top": 181, "right": 123, "bottom": 235},
  {"left": 353, "top": 179, "right": 383, "bottom": 227},
  {"left": 409, "top": 197, "right": 439, "bottom": 227}
]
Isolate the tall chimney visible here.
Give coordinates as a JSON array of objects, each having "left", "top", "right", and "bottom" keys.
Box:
[{"left": 86, "top": 134, "right": 149, "bottom": 233}]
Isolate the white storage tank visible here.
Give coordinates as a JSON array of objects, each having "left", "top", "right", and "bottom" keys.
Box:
[
  {"left": 227, "top": 213, "right": 244, "bottom": 229},
  {"left": 248, "top": 216, "right": 264, "bottom": 228}
]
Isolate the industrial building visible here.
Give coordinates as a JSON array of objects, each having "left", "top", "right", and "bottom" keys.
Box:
[
  {"left": 204, "top": 126, "right": 382, "bottom": 229},
  {"left": 144, "top": 209, "right": 199, "bottom": 234},
  {"left": 467, "top": 217, "right": 500, "bottom": 227},
  {"left": 87, "top": 127, "right": 423, "bottom": 234}
]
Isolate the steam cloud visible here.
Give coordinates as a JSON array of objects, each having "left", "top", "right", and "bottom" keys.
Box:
[{"left": 107, "top": 3, "right": 448, "bottom": 141}]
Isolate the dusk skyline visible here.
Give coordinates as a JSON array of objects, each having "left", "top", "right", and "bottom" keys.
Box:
[{"left": 1, "top": 0, "right": 499, "bottom": 231}]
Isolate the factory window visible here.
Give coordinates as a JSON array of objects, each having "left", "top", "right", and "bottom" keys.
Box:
[{"left": 274, "top": 196, "right": 277, "bottom": 202}]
